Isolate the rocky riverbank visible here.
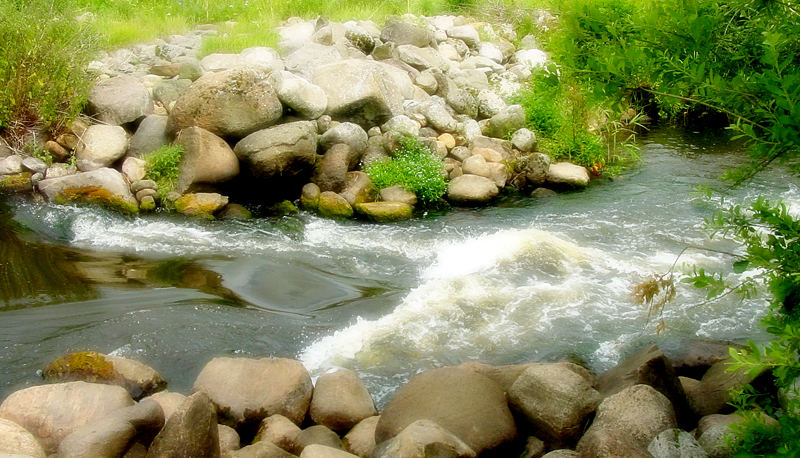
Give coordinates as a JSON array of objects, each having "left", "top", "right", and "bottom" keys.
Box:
[
  {"left": 0, "top": 341, "right": 780, "bottom": 457},
  {"left": 0, "top": 13, "right": 592, "bottom": 221}
]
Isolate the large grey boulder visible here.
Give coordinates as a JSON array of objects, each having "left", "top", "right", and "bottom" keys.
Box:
[
  {"left": 380, "top": 19, "right": 434, "bottom": 47},
  {"left": 373, "top": 419, "right": 476, "bottom": 458},
  {"left": 375, "top": 366, "right": 516, "bottom": 455},
  {"left": 37, "top": 167, "right": 139, "bottom": 213},
  {"left": 75, "top": 124, "right": 128, "bottom": 171},
  {"left": 0, "top": 381, "right": 134, "bottom": 454},
  {"left": 342, "top": 416, "right": 379, "bottom": 458},
  {"left": 313, "top": 59, "right": 407, "bottom": 127},
  {"left": 508, "top": 363, "right": 601, "bottom": 444},
  {"left": 174, "top": 126, "right": 240, "bottom": 193},
  {"left": 193, "top": 357, "right": 313, "bottom": 427},
  {"left": 167, "top": 68, "right": 283, "bottom": 139},
  {"left": 418, "top": 99, "right": 458, "bottom": 133},
  {"left": 576, "top": 384, "right": 677, "bottom": 457},
  {"left": 483, "top": 104, "right": 525, "bottom": 138},
  {"left": 0, "top": 418, "right": 46, "bottom": 458},
  {"left": 129, "top": 114, "right": 170, "bottom": 157},
  {"left": 88, "top": 75, "right": 153, "bottom": 125},
  {"left": 269, "top": 71, "right": 328, "bottom": 119},
  {"left": 446, "top": 25, "right": 479, "bottom": 48},
  {"left": 147, "top": 392, "right": 220, "bottom": 458},
  {"left": 234, "top": 121, "right": 318, "bottom": 180},
  {"left": 397, "top": 45, "right": 448, "bottom": 72},
  {"left": 547, "top": 162, "right": 590, "bottom": 188},
  {"left": 447, "top": 174, "right": 499, "bottom": 205},
  {"left": 241, "top": 46, "right": 285, "bottom": 73},
  {"left": 285, "top": 43, "right": 343, "bottom": 80}
]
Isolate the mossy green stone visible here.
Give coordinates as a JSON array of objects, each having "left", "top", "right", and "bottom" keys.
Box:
[
  {"left": 55, "top": 186, "right": 139, "bottom": 214},
  {"left": 139, "top": 196, "right": 157, "bottom": 211},
  {"left": 0, "top": 172, "right": 33, "bottom": 193},
  {"left": 270, "top": 200, "right": 298, "bottom": 216},
  {"left": 318, "top": 191, "right": 353, "bottom": 219},
  {"left": 356, "top": 201, "right": 413, "bottom": 222}
]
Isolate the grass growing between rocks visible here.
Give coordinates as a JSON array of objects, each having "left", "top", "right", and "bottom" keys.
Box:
[
  {"left": 142, "top": 144, "right": 184, "bottom": 200},
  {"left": 365, "top": 138, "right": 448, "bottom": 206}
]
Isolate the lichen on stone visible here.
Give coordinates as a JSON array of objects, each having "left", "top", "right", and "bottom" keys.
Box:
[
  {"left": 55, "top": 186, "right": 139, "bottom": 214},
  {"left": 43, "top": 351, "right": 121, "bottom": 384}
]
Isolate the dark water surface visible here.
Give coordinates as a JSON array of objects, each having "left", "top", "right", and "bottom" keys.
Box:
[{"left": 1, "top": 127, "right": 797, "bottom": 404}]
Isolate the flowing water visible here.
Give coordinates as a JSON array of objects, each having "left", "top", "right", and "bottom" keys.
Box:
[{"left": 1, "top": 127, "right": 798, "bottom": 404}]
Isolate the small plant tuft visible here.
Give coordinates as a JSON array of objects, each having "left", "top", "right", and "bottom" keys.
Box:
[
  {"left": 364, "top": 137, "right": 448, "bottom": 206},
  {"left": 143, "top": 144, "right": 184, "bottom": 200}
]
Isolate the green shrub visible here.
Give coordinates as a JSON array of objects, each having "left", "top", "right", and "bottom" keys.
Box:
[
  {"left": 143, "top": 144, "right": 184, "bottom": 199},
  {"left": 0, "top": 0, "right": 98, "bottom": 138},
  {"left": 364, "top": 137, "right": 447, "bottom": 206}
]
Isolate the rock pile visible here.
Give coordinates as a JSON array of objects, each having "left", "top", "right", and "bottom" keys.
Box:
[
  {"left": 0, "top": 340, "right": 783, "bottom": 457},
  {"left": 0, "top": 14, "right": 592, "bottom": 221}
]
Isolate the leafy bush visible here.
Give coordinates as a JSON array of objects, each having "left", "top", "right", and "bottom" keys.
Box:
[
  {"left": 143, "top": 144, "right": 184, "bottom": 199},
  {"left": 0, "top": 0, "right": 98, "bottom": 139},
  {"left": 364, "top": 137, "right": 447, "bottom": 206}
]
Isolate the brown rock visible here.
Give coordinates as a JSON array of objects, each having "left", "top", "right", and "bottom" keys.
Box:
[
  {"left": 146, "top": 392, "right": 220, "bottom": 458},
  {"left": 373, "top": 419, "right": 476, "bottom": 458},
  {"left": 685, "top": 357, "right": 767, "bottom": 417},
  {"left": 174, "top": 126, "right": 240, "bottom": 193},
  {"left": 228, "top": 440, "right": 298, "bottom": 457},
  {"left": 174, "top": 192, "right": 229, "bottom": 219},
  {"left": 666, "top": 339, "right": 745, "bottom": 379},
  {"left": 193, "top": 357, "right": 313, "bottom": 427},
  {"left": 300, "top": 444, "right": 358, "bottom": 458},
  {"left": 0, "top": 418, "right": 46, "bottom": 458},
  {"left": 339, "top": 171, "right": 377, "bottom": 207},
  {"left": 309, "top": 369, "right": 377, "bottom": 432},
  {"left": 301, "top": 183, "right": 321, "bottom": 210},
  {"left": 375, "top": 366, "right": 516, "bottom": 455},
  {"left": 521, "top": 436, "right": 546, "bottom": 458},
  {"left": 255, "top": 414, "right": 302, "bottom": 453},
  {"left": 295, "top": 425, "right": 343, "bottom": 453},
  {"left": 45, "top": 140, "right": 70, "bottom": 161},
  {"left": 314, "top": 144, "right": 350, "bottom": 193},
  {"left": 317, "top": 191, "right": 353, "bottom": 219},
  {"left": 57, "top": 415, "right": 136, "bottom": 458},
  {"left": 219, "top": 424, "right": 241, "bottom": 452},
  {"left": 144, "top": 391, "right": 187, "bottom": 421},
  {"left": 342, "top": 416, "right": 379, "bottom": 458}
]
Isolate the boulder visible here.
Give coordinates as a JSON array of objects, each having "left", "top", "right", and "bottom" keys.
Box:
[
  {"left": 37, "top": 167, "right": 139, "bottom": 213},
  {"left": 129, "top": 114, "right": 170, "bottom": 157},
  {"left": 57, "top": 414, "right": 136, "bottom": 458},
  {"left": 446, "top": 25, "right": 479, "bottom": 48},
  {"left": 153, "top": 78, "right": 192, "bottom": 108},
  {"left": 88, "top": 75, "right": 153, "bottom": 125},
  {"left": 340, "top": 171, "right": 377, "bottom": 207},
  {"left": 230, "top": 440, "right": 298, "bottom": 458},
  {"left": 0, "top": 155, "right": 23, "bottom": 175},
  {"left": 318, "top": 191, "right": 354, "bottom": 219},
  {"left": 380, "top": 19, "right": 433, "bottom": 47},
  {"left": 576, "top": 384, "right": 677, "bottom": 457},
  {"left": 373, "top": 419, "right": 476, "bottom": 458},
  {"left": 144, "top": 391, "right": 187, "bottom": 422},
  {"left": 418, "top": 100, "right": 458, "bottom": 133},
  {"left": 382, "top": 115, "right": 421, "bottom": 138},
  {"left": 309, "top": 369, "right": 376, "bottom": 432},
  {"left": 219, "top": 424, "right": 241, "bottom": 453},
  {"left": 241, "top": 46, "right": 285, "bottom": 73},
  {"left": 483, "top": 105, "right": 525, "bottom": 139},
  {"left": 300, "top": 444, "right": 358, "bottom": 458},
  {"left": 270, "top": 71, "right": 328, "bottom": 119},
  {"left": 301, "top": 183, "right": 321, "bottom": 210},
  {"left": 199, "top": 52, "right": 243, "bottom": 72},
  {"left": 542, "top": 451, "right": 578, "bottom": 458},
  {"left": 479, "top": 42, "right": 504, "bottom": 63},
  {"left": 695, "top": 413, "right": 742, "bottom": 458},
  {"left": 174, "top": 192, "right": 229, "bottom": 219},
  {"left": 342, "top": 416, "right": 379, "bottom": 458},
  {"left": 520, "top": 153, "right": 551, "bottom": 186},
  {"left": 313, "top": 59, "right": 407, "bottom": 127},
  {"left": 75, "top": 124, "right": 128, "bottom": 171},
  {"left": 477, "top": 90, "right": 506, "bottom": 119},
  {"left": 192, "top": 357, "right": 313, "bottom": 427},
  {"left": 234, "top": 121, "right": 318, "bottom": 180},
  {"left": 167, "top": 68, "right": 283, "bottom": 139},
  {"left": 122, "top": 156, "right": 147, "bottom": 183},
  {"left": 46, "top": 140, "right": 71, "bottom": 161},
  {"left": 512, "top": 128, "right": 537, "bottom": 153},
  {"left": 284, "top": 43, "right": 342, "bottom": 80},
  {"left": 296, "top": 425, "right": 343, "bottom": 452},
  {"left": 0, "top": 172, "right": 33, "bottom": 192},
  {"left": 547, "top": 162, "right": 590, "bottom": 188},
  {"left": 255, "top": 414, "right": 302, "bottom": 452},
  {"left": 521, "top": 436, "right": 546, "bottom": 458},
  {"left": 665, "top": 339, "right": 744, "bottom": 379},
  {"left": 45, "top": 163, "right": 77, "bottom": 179},
  {"left": 174, "top": 126, "right": 240, "bottom": 193},
  {"left": 356, "top": 202, "right": 413, "bottom": 222},
  {"left": 432, "top": 72, "right": 478, "bottom": 119},
  {"left": 647, "top": 428, "right": 706, "bottom": 458},
  {"left": 315, "top": 145, "right": 350, "bottom": 193},
  {"left": 447, "top": 174, "right": 499, "bottom": 205},
  {"left": 0, "top": 418, "right": 46, "bottom": 458},
  {"left": 21, "top": 156, "right": 47, "bottom": 175},
  {"left": 597, "top": 345, "right": 691, "bottom": 427},
  {"left": 319, "top": 123, "right": 369, "bottom": 159},
  {"left": 508, "top": 363, "right": 601, "bottom": 443},
  {"left": 397, "top": 45, "right": 448, "bottom": 71},
  {"left": 515, "top": 49, "right": 548, "bottom": 69},
  {"left": 0, "top": 381, "right": 134, "bottom": 454},
  {"left": 684, "top": 357, "right": 767, "bottom": 417},
  {"left": 375, "top": 366, "right": 516, "bottom": 455},
  {"left": 147, "top": 392, "right": 220, "bottom": 458},
  {"left": 380, "top": 185, "right": 417, "bottom": 206},
  {"left": 457, "top": 361, "right": 540, "bottom": 393},
  {"left": 415, "top": 71, "right": 438, "bottom": 95},
  {"left": 219, "top": 203, "right": 253, "bottom": 220},
  {"left": 43, "top": 351, "right": 166, "bottom": 400}
]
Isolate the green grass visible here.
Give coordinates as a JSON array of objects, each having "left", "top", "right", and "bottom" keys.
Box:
[
  {"left": 364, "top": 137, "right": 448, "bottom": 206},
  {"left": 142, "top": 144, "right": 184, "bottom": 200},
  {"left": 199, "top": 21, "right": 280, "bottom": 56}
]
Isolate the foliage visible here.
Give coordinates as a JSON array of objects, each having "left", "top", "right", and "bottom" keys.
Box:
[
  {"left": 683, "top": 198, "right": 800, "bottom": 455},
  {"left": 0, "top": 0, "right": 98, "bottom": 140},
  {"left": 364, "top": 137, "right": 447, "bottom": 206},
  {"left": 143, "top": 144, "right": 184, "bottom": 200}
]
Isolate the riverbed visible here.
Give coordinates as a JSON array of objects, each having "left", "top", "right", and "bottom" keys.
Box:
[{"left": 1, "top": 127, "right": 797, "bottom": 404}]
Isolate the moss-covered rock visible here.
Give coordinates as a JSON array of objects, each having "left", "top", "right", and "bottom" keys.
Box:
[
  {"left": 318, "top": 191, "right": 353, "bottom": 219},
  {"left": 269, "top": 200, "right": 299, "bottom": 216},
  {"left": 301, "top": 183, "right": 321, "bottom": 210},
  {"left": 174, "top": 192, "right": 229, "bottom": 219},
  {"left": 0, "top": 172, "right": 33, "bottom": 193},
  {"left": 56, "top": 186, "right": 139, "bottom": 214},
  {"left": 356, "top": 202, "right": 413, "bottom": 222},
  {"left": 37, "top": 168, "right": 139, "bottom": 214}
]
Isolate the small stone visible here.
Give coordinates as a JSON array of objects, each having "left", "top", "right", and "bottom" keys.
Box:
[
  {"left": 437, "top": 133, "right": 456, "bottom": 150},
  {"left": 139, "top": 196, "right": 156, "bottom": 211},
  {"left": 174, "top": 192, "right": 229, "bottom": 219},
  {"left": 122, "top": 156, "right": 147, "bottom": 183},
  {"left": 131, "top": 179, "right": 158, "bottom": 194},
  {"left": 343, "top": 416, "right": 379, "bottom": 458},
  {"left": 136, "top": 188, "right": 158, "bottom": 201},
  {"left": 45, "top": 140, "right": 70, "bottom": 161}
]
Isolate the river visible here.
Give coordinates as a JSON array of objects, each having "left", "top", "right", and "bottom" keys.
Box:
[{"left": 1, "top": 127, "right": 797, "bottom": 404}]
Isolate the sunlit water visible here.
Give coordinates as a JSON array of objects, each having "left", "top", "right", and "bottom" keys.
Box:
[{"left": 1, "top": 127, "right": 798, "bottom": 404}]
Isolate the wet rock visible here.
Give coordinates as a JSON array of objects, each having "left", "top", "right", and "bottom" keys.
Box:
[
  {"left": 381, "top": 19, "right": 433, "bottom": 47},
  {"left": 122, "top": 156, "right": 147, "bottom": 183},
  {"left": 531, "top": 187, "right": 557, "bottom": 198},
  {"left": 0, "top": 381, "right": 134, "bottom": 454},
  {"left": 373, "top": 419, "right": 476, "bottom": 458},
  {"left": 234, "top": 121, "right": 318, "bottom": 180},
  {"left": 88, "top": 75, "right": 153, "bottom": 125},
  {"left": 75, "top": 124, "right": 128, "bottom": 171},
  {"left": 376, "top": 366, "right": 516, "bottom": 455},
  {"left": 315, "top": 144, "right": 350, "bottom": 193},
  {"left": 219, "top": 203, "right": 253, "bottom": 220},
  {"left": 339, "top": 171, "right": 377, "bottom": 207},
  {"left": 684, "top": 357, "right": 767, "bottom": 417},
  {"left": 342, "top": 416, "right": 379, "bottom": 458},
  {"left": 380, "top": 185, "right": 417, "bottom": 206},
  {"left": 647, "top": 428, "right": 706, "bottom": 458},
  {"left": 0, "top": 172, "right": 31, "bottom": 192},
  {"left": 356, "top": 201, "right": 413, "bottom": 222},
  {"left": 318, "top": 191, "right": 354, "bottom": 219},
  {"left": 168, "top": 68, "right": 283, "bottom": 139},
  {"left": 174, "top": 192, "right": 229, "bottom": 219},
  {"left": 0, "top": 418, "right": 46, "bottom": 458},
  {"left": 129, "top": 114, "right": 170, "bottom": 158},
  {"left": 301, "top": 183, "right": 321, "bottom": 210},
  {"left": 37, "top": 167, "right": 139, "bottom": 213},
  {"left": 193, "top": 357, "right": 313, "bottom": 427},
  {"left": 174, "top": 126, "right": 240, "bottom": 193},
  {"left": 319, "top": 123, "right": 368, "bottom": 159},
  {"left": 270, "top": 71, "right": 328, "bottom": 119},
  {"left": 576, "top": 384, "right": 677, "bottom": 457},
  {"left": 255, "top": 414, "right": 302, "bottom": 453},
  {"left": 57, "top": 414, "right": 137, "bottom": 458},
  {"left": 447, "top": 174, "right": 499, "bottom": 205},
  {"left": 547, "top": 162, "right": 590, "bottom": 188},
  {"left": 509, "top": 363, "right": 601, "bottom": 443},
  {"left": 147, "top": 392, "right": 220, "bottom": 458}
]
